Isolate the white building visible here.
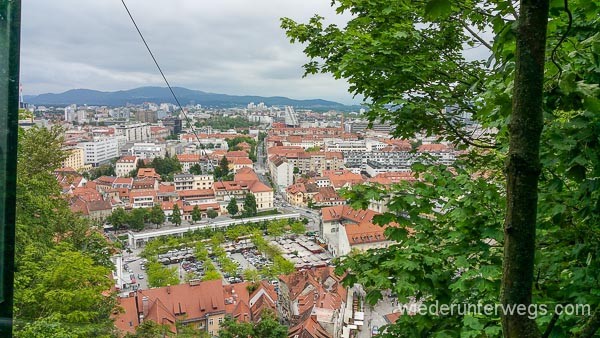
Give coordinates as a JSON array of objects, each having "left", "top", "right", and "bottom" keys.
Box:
[
  {"left": 268, "top": 155, "right": 294, "bottom": 191},
  {"left": 115, "top": 156, "right": 138, "bottom": 177},
  {"left": 114, "top": 123, "right": 152, "bottom": 142},
  {"left": 126, "top": 143, "right": 165, "bottom": 160},
  {"left": 320, "top": 205, "right": 392, "bottom": 257},
  {"left": 78, "top": 137, "right": 119, "bottom": 167},
  {"left": 173, "top": 174, "right": 214, "bottom": 191}
]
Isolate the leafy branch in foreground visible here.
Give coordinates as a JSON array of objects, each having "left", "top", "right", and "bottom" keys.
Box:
[{"left": 284, "top": 0, "right": 600, "bottom": 336}]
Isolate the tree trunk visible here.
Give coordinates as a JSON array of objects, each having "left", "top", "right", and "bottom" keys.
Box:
[{"left": 502, "top": 0, "right": 550, "bottom": 337}]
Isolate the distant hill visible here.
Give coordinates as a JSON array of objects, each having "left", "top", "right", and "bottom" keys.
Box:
[{"left": 24, "top": 86, "right": 358, "bottom": 110}]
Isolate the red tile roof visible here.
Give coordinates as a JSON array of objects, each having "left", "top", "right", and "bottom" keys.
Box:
[
  {"left": 321, "top": 205, "right": 377, "bottom": 224},
  {"left": 225, "top": 150, "right": 249, "bottom": 158},
  {"left": 113, "top": 296, "right": 139, "bottom": 334},
  {"left": 117, "top": 156, "right": 137, "bottom": 163},
  {"left": 177, "top": 189, "right": 215, "bottom": 199},
  {"left": 177, "top": 154, "right": 201, "bottom": 162}
]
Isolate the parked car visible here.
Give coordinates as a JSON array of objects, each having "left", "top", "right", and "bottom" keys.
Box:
[{"left": 372, "top": 326, "right": 379, "bottom": 336}]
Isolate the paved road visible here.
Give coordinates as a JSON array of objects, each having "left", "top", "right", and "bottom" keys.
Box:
[
  {"left": 122, "top": 251, "right": 148, "bottom": 291},
  {"left": 231, "top": 252, "right": 256, "bottom": 271}
]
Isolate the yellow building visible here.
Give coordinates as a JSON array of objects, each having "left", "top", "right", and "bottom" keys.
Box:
[{"left": 62, "top": 147, "right": 89, "bottom": 171}]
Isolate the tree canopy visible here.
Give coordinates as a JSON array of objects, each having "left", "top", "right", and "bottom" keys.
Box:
[
  {"left": 146, "top": 261, "right": 179, "bottom": 288},
  {"left": 14, "top": 126, "right": 116, "bottom": 337},
  {"left": 226, "top": 198, "right": 239, "bottom": 216},
  {"left": 149, "top": 156, "right": 182, "bottom": 181},
  {"left": 218, "top": 310, "right": 287, "bottom": 338},
  {"left": 171, "top": 204, "right": 182, "bottom": 226},
  {"left": 283, "top": 0, "right": 600, "bottom": 337},
  {"left": 191, "top": 205, "right": 202, "bottom": 223},
  {"left": 242, "top": 193, "right": 258, "bottom": 217},
  {"left": 149, "top": 205, "right": 166, "bottom": 229}
]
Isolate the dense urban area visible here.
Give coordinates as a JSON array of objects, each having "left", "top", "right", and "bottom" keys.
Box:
[
  {"left": 18, "top": 100, "right": 457, "bottom": 337},
  {"left": 9, "top": 1, "right": 600, "bottom": 338}
]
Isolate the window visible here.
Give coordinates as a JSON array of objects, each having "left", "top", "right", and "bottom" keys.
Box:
[
  {"left": 209, "top": 318, "right": 213, "bottom": 326},
  {"left": 218, "top": 317, "right": 223, "bottom": 324}
]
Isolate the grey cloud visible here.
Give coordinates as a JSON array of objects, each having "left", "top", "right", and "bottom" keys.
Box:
[{"left": 20, "top": 0, "right": 359, "bottom": 104}]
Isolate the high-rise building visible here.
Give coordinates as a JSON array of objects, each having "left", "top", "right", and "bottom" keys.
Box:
[
  {"left": 114, "top": 123, "right": 152, "bottom": 142},
  {"left": 135, "top": 110, "right": 158, "bottom": 123}
]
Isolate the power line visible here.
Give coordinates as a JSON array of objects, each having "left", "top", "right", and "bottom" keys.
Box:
[
  {"left": 120, "top": 0, "right": 234, "bottom": 198},
  {"left": 120, "top": 0, "right": 186, "bottom": 117}
]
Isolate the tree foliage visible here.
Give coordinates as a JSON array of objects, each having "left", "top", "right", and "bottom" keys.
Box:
[
  {"left": 84, "top": 164, "right": 116, "bottom": 180},
  {"left": 226, "top": 198, "right": 239, "bottom": 216},
  {"left": 242, "top": 193, "right": 258, "bottom": 217},
  {"left": 290, "top": 221, "right": 307, "bottom": 235},
  {"left": 129, "top": 208, "right": 148, "bottom": 231},
  {"left": 129, "top": 320, "right": 171, "bottom": 338},
  {"left": 266, "top": 219, "right": 286, "bottom": 238},
  {"left": 189, "top": 163, "right": 203, "bottom": 175},
  {"left": 146, "top": 261, "right": 179, "bottom": 288},
  {"left": 214, "top": 156, "right": 231, "bottom": 180},
  {"left": 149, "top": 205, "right": 166, "bottom": 229},
  {"left": 195, "top": 116, "right": 259, "bottom": 130},
  {"left": 218, "top": 310, "right": 287, "bottom": 338},
  {"left": 149, "top": 156, "right": 182, "bottom": 181},
  {"left": 14, "top": 126, "right": 116, "bottom": 337},
  {"left": 191, "top": 205, "right": 202, "bottom": 223},
  {"left": 206, "top": 208, "right": 219, "bottom": 219},
  {"left": 283, "top": 0, "right": 600, "bottom": 337},
  {"left": 171, "top": 204, "right": 182, "bottom": 226}
]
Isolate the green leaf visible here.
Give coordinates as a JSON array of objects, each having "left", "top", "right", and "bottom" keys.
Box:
[{"left": 424, "top": 0, "right": 452, "bottom": 20}]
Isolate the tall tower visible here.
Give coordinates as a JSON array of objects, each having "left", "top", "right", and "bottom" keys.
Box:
[{"left": 284, "top": 106, "right": 299, "bottom": 127}]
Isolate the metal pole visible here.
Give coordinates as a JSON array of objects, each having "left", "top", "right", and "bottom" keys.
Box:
[{"left": 0, "top": 1, "right": 21, "bottom": 336}]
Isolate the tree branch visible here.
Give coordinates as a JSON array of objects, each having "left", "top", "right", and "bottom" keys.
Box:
[
  {"left": 434, "top": 109, "right": 498, "bottom": 149},
  {"left": 541, "top": 312, "right": 559, "bottom": 338},
  {"left": 459, "top": 21, "right": 493, "bottom": 51},
  {"left": 550, "top": 0, "right": 572, "bottom": 78},
  {"left": 575, "top": 306, "right": 600, "bottom": 338}
]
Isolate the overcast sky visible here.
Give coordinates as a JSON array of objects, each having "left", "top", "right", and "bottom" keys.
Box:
[{"left": 20, "top": 0, "right": 359, "bottom": 104}]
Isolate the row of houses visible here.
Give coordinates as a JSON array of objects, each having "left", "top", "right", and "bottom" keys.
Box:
[
  {"left": 114, "top": 267, "right": 348, "bottom": 338},
  {"left": 58, "top": 165, "right": 273, "bottom": 223}
]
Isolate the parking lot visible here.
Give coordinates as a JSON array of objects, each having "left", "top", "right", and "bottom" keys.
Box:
[
  {"left": 231, "top": 252, "right": 255, "bottom": 270},
  {"left": 232, "top": 248, "right": 272, "bottom": 271},
  {"left": 271, "top": 235, "right": 332, "bottom": 269},
  {"left": 122, "top": 256, "right": 149, "bottom": 291}
]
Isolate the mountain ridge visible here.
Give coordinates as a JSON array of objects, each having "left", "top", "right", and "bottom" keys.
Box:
[{"left": 24, "top": 86, "right": 358, "bottom": 110}]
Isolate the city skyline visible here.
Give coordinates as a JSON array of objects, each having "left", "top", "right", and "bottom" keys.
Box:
[{"left": 20, "top": 0, "right": 360, "bottom": 104}]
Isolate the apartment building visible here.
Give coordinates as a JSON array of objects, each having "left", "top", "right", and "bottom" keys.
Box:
[
  {"left": 115, "top": 156, "right": 138, "bottom": 177},
  {"left": 177, "top": 154, "right": 201, "bottom": 173},
  {"left": 267, "top": 146, "right": 344, "bottom": 176},
  {"left": 279, "top": 267, "right": 347, "bottom": 338},
  {"left": 123, "top": 142, "right": 165, "bottom": 160},
  {"left": 114, "top": 280, "right": 278, "bottom": 337},
  {"left": 268, "top": 155, "right": 294, "bottom": 190},
  {"left": 213, "top": 168, "right": 273, "bottom": 211},
  {"left": 78, "top": 137, "right": 119, "bottom": 166},
  {"left": 114, "top": 123, "right": 152, "bottom": 142},
  {"left": 61, "top": 146, "right": 87, "bottom": 171},
  {"left": 173, "top": 174, "right": 214, "bottom": 191},
  {"left": 129, "top": 190, "right": 156, "bottom": 208}
]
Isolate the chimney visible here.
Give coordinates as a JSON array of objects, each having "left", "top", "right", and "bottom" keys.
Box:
[
  {"left": 167, "top": 285, "right": 171, "bottom": 294},
  {"left": 142, "top": 296, "right": 149, "bottom": 316}
]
